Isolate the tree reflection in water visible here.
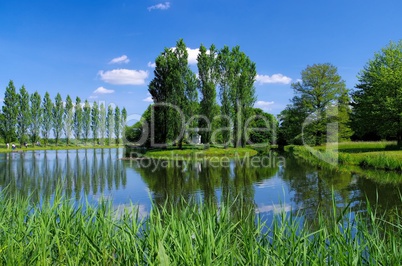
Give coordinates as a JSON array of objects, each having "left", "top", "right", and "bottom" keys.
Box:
[{"left": 0, "top": 149, "right": 126, "bottom": 204}]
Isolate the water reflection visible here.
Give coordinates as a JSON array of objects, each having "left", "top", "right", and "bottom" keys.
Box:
[
  {"left": 0, "top": 149, "right": 126, "bottom": 203},
  {"left": 0, "top": 148, "right": 402, "bottom": 227}
]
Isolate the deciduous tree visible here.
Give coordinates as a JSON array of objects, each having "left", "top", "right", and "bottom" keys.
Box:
[
  {"left": 29, "top": 91, "right": 42, "bottom": 145},
  {"left": 73, "top": 97, "right": 83, "bottom": 143},
  {"left": 17, "top": 85, "right": 31, "bottom": 146},
  {"left": 42, "top": 92, "right": 53, "bottom": 146},
  {"left": 352, "top": 41, "right": 402, "bottom": 145},
  {"left": 0, "top": 81, "right": 19, "bottom": 143},
  {"left": 99, "top": 103, "right": 106, "bottom": 145},
  {"left": 279, "top": 63, "right": 351, "bottom": 146},
  {"left": 91, "top": 101, "right": 100, "bottom": 144},
  {"left": 82, "top": 100, "right": 91, "bottom": 144},
  {"left": 64, "top": 95, "right": 74, "bottom": 145}
]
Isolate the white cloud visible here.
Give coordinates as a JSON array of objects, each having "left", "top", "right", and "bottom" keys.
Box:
[
  {"left": 98, "top": 69, "right": 148, "bottom": 85},
  {"left": 255, "top": 74, "right": 292, "bottom": 85},
  {"left": 186, "top": 48, "right": 200, "bottom": 65},
  {"left": 147, "top": 61, "right": 156, "bottom": 68},
  {"left": 148, "top": 2, "right": 170, "bottom": 11},
  {"left": 255, "top": 203, "right": 292, "bottom": 214},
  {"left": 109, "top": 55, "right": 130, "bottom": 64},
  {"left": 143, "top": 96, "right": 153, "bottom": 102},
  {"left": 93, "top": 86, "right": 115, "bottom": 94},
  {"left": 169, "top": 47, "right": 203, "bottom": 65},
  {"left": 255, "top": 100, "right": 275, "bottom": 110}
]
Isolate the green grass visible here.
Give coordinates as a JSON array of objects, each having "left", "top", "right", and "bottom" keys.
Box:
[
  {"left": 142, "top": 147, "right": 258, "bottom": 159},
  {"left": 287, "top": 142, "right": 402, "bottom": 173},
  {"left": 0, "top": 143, "right": 123, "bottom": 154},
  {"left": 1, "top": 191, "right": 402, "bottom": 264}
]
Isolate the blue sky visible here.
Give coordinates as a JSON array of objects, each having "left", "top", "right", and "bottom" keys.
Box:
[{"left": 1, "top": 0, "right": 401, "bottom": 121}]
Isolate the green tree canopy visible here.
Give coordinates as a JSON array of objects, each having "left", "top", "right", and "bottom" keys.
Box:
[
  {"left": 52, "top": 93, "right": 64, "bottom": 145},
  {"left": 41, "top": 92, "right": 53, "bottom": 146},
  {"left": 17, "top": 85, "right": 31, "bottom": 145},
  {"left": 29, "top": 91, "right": 42, "bottom": 145},
  {"left": 64, "top": 95, "right": 74, "bottom": 145},
  {"left": 352, "top": 41, "right": 402, "bottom": 144},
  {"left": 0, "top": 81, "right": 19, "bottom": 143},
  {"left": 279, "top": 63, "right": 352, "bottom": 146}
]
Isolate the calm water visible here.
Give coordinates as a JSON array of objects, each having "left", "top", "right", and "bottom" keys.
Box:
[{"left": 1, "top": 148, "right": 402, "bottom": 223}]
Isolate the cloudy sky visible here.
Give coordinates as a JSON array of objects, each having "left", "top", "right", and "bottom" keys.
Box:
[{"left": 1, "top": 0, "right": 401, "bottom": 121}]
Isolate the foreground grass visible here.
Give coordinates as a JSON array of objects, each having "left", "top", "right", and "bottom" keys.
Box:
[{"left": 1, "top": 193, "right": 402, "bottom": 264}]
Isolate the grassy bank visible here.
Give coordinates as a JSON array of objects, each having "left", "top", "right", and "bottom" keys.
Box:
[
  {"left": 287, "top": 142, "right": 402, "bottom": 172},
  {"left": 0, "top": 143, "right": 123, "bottom": 154},
  {"left": 0, "top": 193, "right": 401, "bottom": 264},
  {"left": 133, "top": 146, "right": 259, "bottom": 160}
]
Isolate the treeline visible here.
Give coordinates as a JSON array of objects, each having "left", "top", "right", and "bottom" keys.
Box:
[
  {"left": 0, "top": 81, "right": 127, "bottom": 146},
  {"left": 278, "top": 40, "right": 402, "bottom": 146},
  {"left": 126, "top": 39, "right": 277, "bottom": 148}
]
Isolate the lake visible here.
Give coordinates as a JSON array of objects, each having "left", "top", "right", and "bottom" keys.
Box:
[{"left": 1, "top": 148, "right": 402, "bottom": 225}]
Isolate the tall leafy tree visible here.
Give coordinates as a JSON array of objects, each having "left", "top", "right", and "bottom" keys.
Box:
[
  {"left": 148, "top": 39, "right": 198, "bottom": 148},
  {"left": 106, "top": 105, "right": 114, "bottom": 145},
  {"left": 114, "top": 106, "right": 121, "bottom": 145},
  {"left": 99, "top": 102, "right": 106, "bottom": 145},
  {"left": 217, "top": 46, "right": 233, "bottom": 145},
  {"left": 228, "top": 46, "right": 257, "bottom": 148},
  {"left": 352, "top": 41, "right": 402, "bottom": 145},
  {"left": 29, "top": 91, "right": 42, "bottom": 145},
  {"left": 197, "top": 44, "right": 219, "bottom": 144},
  {"left": 247, "top": 108, "right": 278, "bottom": 145},
  {"left": 82, "top": 100, "right": 91, "bottom": 144},
  {"left": 41, "top": 92, "right": 53, "bottom": 146},
  {"left": 121, "top": 107, "right": 127, "bottom": 144},
  {"left": 279, "top": 63, "right": 351, "bottom": 146},
  {"left": 53, "top": 93, "right": 64, "bottom": 146},
  {"left": 91, "top": 101, "right": 100, "bottom": 144},
  {"left": 217, "top": 46, "right": 257, "bottom": 147},
  {"left": 0, "top": 81, "right": 19, "bottom": 143},
  {"left": 17, "top": 85, "right": 31, "bottom": 146},
  {"left": 73, "top": 97, "right": 83, "bottom": 144},
  {"left": 64, "top": 95, "right": 74, "bottom": 145}
]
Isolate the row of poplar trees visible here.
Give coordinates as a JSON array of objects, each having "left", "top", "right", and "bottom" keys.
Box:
[
  {"left": 0, "top": 81, "right": 127, "bottom": 146},
  {"left": 147, "top": 39, "right": 258, "bottom": 148}
]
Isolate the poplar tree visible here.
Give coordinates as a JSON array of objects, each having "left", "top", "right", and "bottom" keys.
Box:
[
  {"left": 121, "top": 107, "right": 127, "bottom": 144},
  {"left": 0, "top": 80, "right": 19, "bottom": 143},
  {"left": 106, "top": 105, "right": 114, "bottom": 145},
  {"left": 197, "top": 44, "right": 219, "bottom": 144},
  {"left": 17, "top": 85, "right": 31, "bottom": 146},
  {"left": 114, "top": 106, "right": 121, "bottom": 145},
  {"left": 29, "top": 91, "right": 42, "bottom": 145},
  {"left": 64, "top": 95, "right": 74, "bottom": 145},
  {"left": 91, "top": 101, "right": 100, "bottom": 145},
  {"left": 53, "top": 93, "right": 64, "bottom": 146},
  {"left": 42, "top": 92, "right": 53, "bottom": 146},
  {"left": 217, "top": 46, "right": 257, "bottom": 147},
  {"left": 99, "top": 102, "right": 106, "bottom": 145},
  {"left": 82, "top": 100, "right": 91, "bottom": 144},
  {"left": 217, "top": 46, "right": 233, "bottom": 145},
  {"left": 73, "top": 97, "right": 83, "bottom": 144},
  {"left": 227, "top": 46, "right": 256, "bottom": 148},
  {"left": 148, "top": 39, "right": 198, "bottom": 148}
]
